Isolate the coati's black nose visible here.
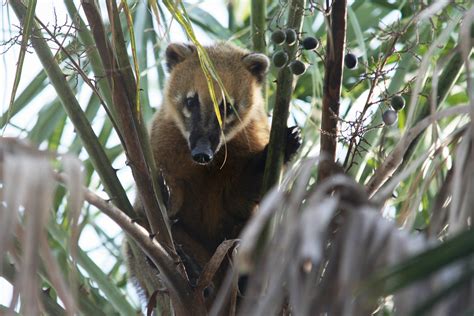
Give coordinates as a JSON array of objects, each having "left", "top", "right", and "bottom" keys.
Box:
[
  {"left": 191, "top": 138, "right": 214, "bottom": 164},
  {"left": 192, "top": 151, "right": 213, "bottom": 164}
]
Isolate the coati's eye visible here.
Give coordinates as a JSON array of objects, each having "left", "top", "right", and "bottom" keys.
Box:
[
  {"left": 219, "top": 100, "right": 235, "bottom": 115},
  {"left": 185, "top": 95, "right": 199, "bottom": 108}
]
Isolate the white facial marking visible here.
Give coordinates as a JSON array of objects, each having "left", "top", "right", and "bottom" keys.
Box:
[
  {"left": 225, "top": 115, "right": 235, "bottom": 124},
  {"left": 182, "top": 107, "right": 191, "bottom": 118}
]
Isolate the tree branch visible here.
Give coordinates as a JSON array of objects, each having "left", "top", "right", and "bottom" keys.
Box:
[
  {"left": 318, "top": 0, "right": 347, "bottom": 181},
  {"left": 250, "top": 0, "right": 266, "bottom": 55},
  {"left": 54, "top": 173, "right": 205, "bottom": 316},
  {"left": 80, "top": 0, "right": 173, "bottom": 252}
]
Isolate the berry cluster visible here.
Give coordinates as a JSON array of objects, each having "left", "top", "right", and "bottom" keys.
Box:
[
  {"left": 270, "top": 29, "right": 320, "bottom": 76},
  {"left": 342, "top": 48, "right": 405, "bottom": 127},
  {"left": 271, "top": 27, "right": 404, "bottom": 127},
  {"left": 382, "top": 95, "right": 405, "bottom": 126}
]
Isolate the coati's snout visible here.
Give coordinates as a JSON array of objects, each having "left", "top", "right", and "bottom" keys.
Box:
[
  {"left": 189, "top": 135, "right": 218, "bottom": 165},
  {"left": 191, "top": 138, "right": 213, "bottom": 164},
  {"left": 180, "top": 93, "right": 222, "bottom": 165}
]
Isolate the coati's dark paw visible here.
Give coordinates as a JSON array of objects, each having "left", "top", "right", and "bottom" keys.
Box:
[{"left": 284, "top": 125, "right": 302, "bottom": 162}]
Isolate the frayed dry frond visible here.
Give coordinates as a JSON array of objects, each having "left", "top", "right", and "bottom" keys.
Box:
[
  {"left": 287, "top": 195, "right": 337, "bottom": 316},
  {"left": 405, "top": 10, "right": 462, "bottom": 129},
  {"left": 0, "top": 138, "right": 81, "bottom": 314},
  {"left": 61, "top": 154, "right": 84, "bottom": 262},
  {"left": 235, "top": 163, "right": 353, "bottom": 315},
  {"left": 367, "top": 106, "right": 470, "bottom": 199},
  {"left": 414, "top": 0, "right": 450, "bottom": 23},
  {"left": 448, "top": 6, "right": 474, "bottom": 234},
  {"left": 59, "top": 154, "right": 84, "bottom": 312},
  {"left": 2, "top": 142, "right": 55, "bottom": 314},
  {"left": 226, "top": 159, "right": 474, "bottom": 316},
  {"left": 371, "top": 123, "right": 468, "bottom": 205},
  {"left": 0, "top": 144, "right": 22, "bottom": 275},
  {"left": 237, "top": 159, "right": 320, "bottom": 273},
  {"left": 0, "top": 137, "right": 150, "bottom": 313},
  {"left": 323, "top": 209, "right": 428, "bottom": 315},
  {"left": 448, "top": 129, "right": 472, "bottom": 234}
]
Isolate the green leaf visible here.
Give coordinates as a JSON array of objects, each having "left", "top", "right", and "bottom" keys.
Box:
[
  {"left": 7, "top": 0, "right": 37, "bottom": 127},
  {"left": 1, "top": 70, "right": 47, "bottom": 127},
  {"left": 411, "top": 264, "right": 474, "bottom": 315},
  {"left": 187, "top": 6, "right": 234, "bottom": 40},
  {"left": 364, "top": 229, "right": 474, "bottom": 296},
  {"left": 48, "top": 225, "right": 137, "bottom": 315},
  {"left": 348, "top": 6, "right": 367, "bottom": 66},
  {"left": 28, "top": 100, "right": 65, "bottom": 145}
]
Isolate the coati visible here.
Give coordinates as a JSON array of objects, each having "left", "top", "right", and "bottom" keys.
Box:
[{"left": 126, "top": 42, "right": 301, "bottom": 306}]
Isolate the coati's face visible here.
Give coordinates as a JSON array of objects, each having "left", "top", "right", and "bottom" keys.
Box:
[{"left": 164, "top": 43, "right": 269, "bottom": 165}]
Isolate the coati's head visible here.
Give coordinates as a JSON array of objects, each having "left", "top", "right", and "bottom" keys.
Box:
[{"left": 164, "top": 42, "right": 269, "bottom": 165}]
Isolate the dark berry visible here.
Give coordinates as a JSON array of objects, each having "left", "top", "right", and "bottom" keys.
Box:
[
  {"left": 285, "top": 29, "right": 297, "bottom": 46},
  {"left": 391, "top": 95, "right": 405, "bottom": 111},
  {"left": 272, "top": 51, "right": 289, "bottom": 68},
  {"left": 302, "top": 37, "right": 319, "bottom": 50},
  {"left": 382, "top": 110, "right": 397, "bottom": 126},
  {"left": 344, "top": 53, "right": 358, "bottom": 69},
  {"left": 271, "top": 30, "right": 286, "bottom": 45},
  {"left": 289, "top": 60, "right": 306, "bottom": 75},
  {"left": 203, "top": 286, "right": 214, "bottom": 299}
]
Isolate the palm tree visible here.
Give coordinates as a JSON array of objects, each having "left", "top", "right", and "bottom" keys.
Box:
[{"left": 1, "top": 0, "right": 473, "bottom": 315}]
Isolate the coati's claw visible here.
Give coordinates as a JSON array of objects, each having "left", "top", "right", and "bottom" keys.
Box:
[{"left": 285, "top": 125, "right": 302, "bottom": 162}]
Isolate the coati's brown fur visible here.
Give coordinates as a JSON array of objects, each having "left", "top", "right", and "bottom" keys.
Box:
[
  {"left": 127, "top": 42, "right": 300, "bottom": 306},
  {"left": 154, "top": 43, "right": 270, "bottom": 248}
]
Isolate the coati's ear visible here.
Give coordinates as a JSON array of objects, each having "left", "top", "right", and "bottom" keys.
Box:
[
  {"left": 166, "top": 43, "right": 195, "bottom": 71},
  {"left": 242, "top": 53, "right": 270, "bottom": 83}
]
